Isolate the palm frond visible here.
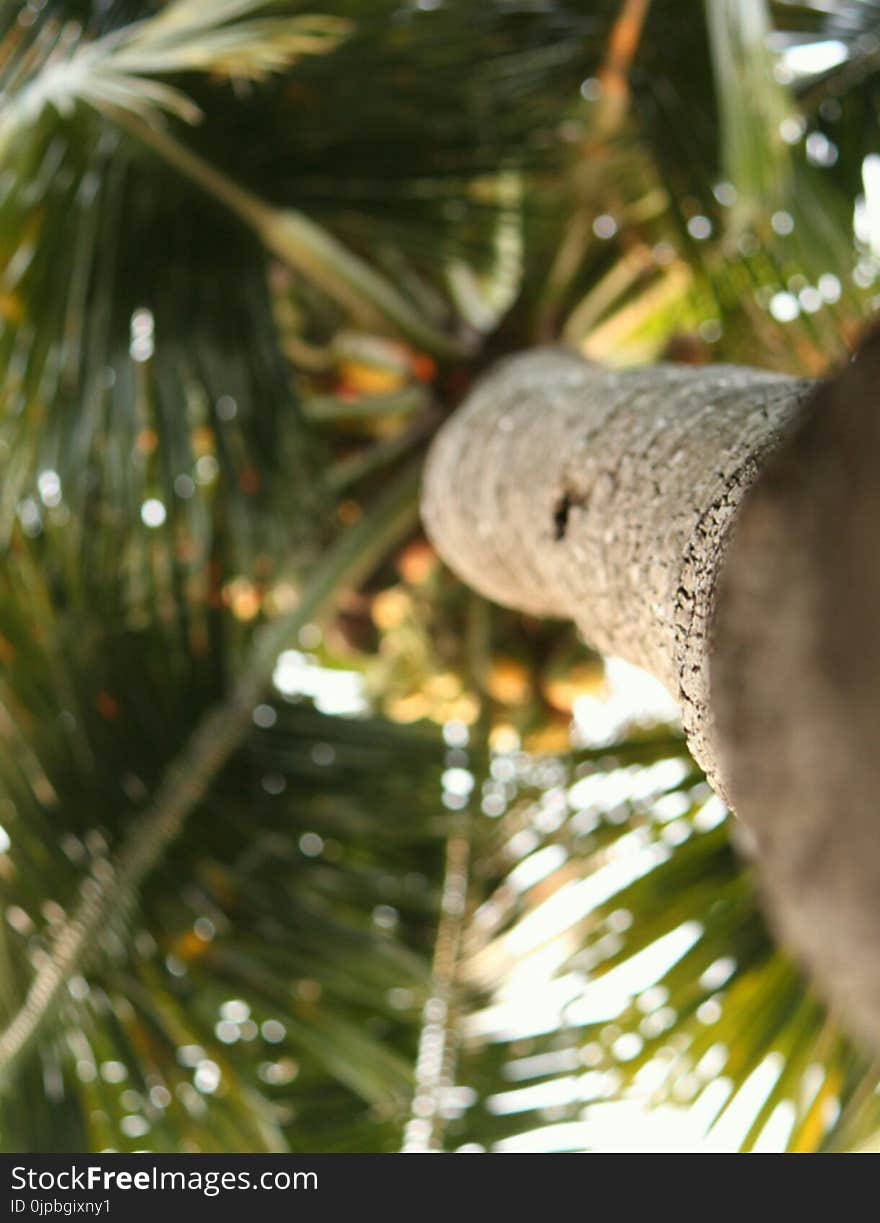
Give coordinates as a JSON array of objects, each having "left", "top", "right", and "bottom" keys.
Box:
[
  {"left": 1, "top": 2, "right": 614, "bottom": 355},
  {"left": 0, "top": 2, "right": 464, "bottom": 354},
  {"left": 0, "top": 699, "right": 451, "bottom": 1151},
  {"left": 552, "top": 0, "right": 871, "bottom": 374},
  {"left": 450, "top": 735, "right": 877, "bottom": 1152},
  {"left": 0, "top": 1, "right": 348, "bottom": 138}
]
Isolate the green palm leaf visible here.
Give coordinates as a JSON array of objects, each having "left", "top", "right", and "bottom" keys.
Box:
[{"left": 451, "top": 735, "right": 877, "bottom": 1153}]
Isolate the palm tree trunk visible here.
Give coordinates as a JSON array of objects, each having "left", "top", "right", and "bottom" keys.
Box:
[
  {"left": 422, "top": 344, "right": 880, "bottom": 1055},
  {"left": 422, "top": 348, "right": 811, "bottom": 791}
]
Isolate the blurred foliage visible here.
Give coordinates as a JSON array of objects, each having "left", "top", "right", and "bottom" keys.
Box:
[
  {"left": 1, "top": 0, "right": 880, "bottom": 1154},
  {"left": 451, "top": 736, "right": 879, "bottom": 1152}
]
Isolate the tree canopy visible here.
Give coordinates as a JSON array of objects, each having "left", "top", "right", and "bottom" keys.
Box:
[{"left": 2, "top": 0, "right": 880, "bottom": 1154}]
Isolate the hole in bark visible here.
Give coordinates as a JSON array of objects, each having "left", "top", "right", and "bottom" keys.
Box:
[{"left": 553, "top": 489, "right": 584, "bottom": 541}]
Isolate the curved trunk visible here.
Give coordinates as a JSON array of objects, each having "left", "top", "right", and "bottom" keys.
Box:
[
  {"left": 422, "top": 345, "right": 880, "bottom": 1053},
  {"left": 422, "top": 350, "right": 812, "bottom": 790}
]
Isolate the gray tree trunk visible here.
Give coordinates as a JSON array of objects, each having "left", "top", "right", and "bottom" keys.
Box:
[
  {"left": 422, "top": 345, "right": 880, "bottom": 1053},
  {"left": 422, "top": 350, "right": 812, "bottom": 789}
]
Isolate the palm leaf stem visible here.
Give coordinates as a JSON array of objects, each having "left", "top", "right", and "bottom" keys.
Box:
[
  {"left": 113, "top": 110, "right": 470, "bottom": 358},
  {"left": 401, "top": 813, "right": 472, "bottom": 1152}
]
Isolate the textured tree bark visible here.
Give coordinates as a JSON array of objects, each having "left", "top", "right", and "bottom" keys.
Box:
[
  {"left": 422, "top": 349, "right": 812, "bottom": 791},
  {"left": 422, "top": 345, "right": 880, "bottom": 1052},
  {"left": 713, "top": 338, "right": 880, "bottom": 1053}
]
